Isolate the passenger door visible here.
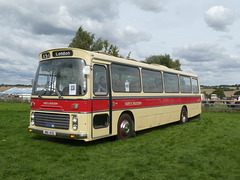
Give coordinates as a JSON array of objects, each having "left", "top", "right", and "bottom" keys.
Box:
[{"left": 91, "top": 61, "right": 112, "bottom": 139}]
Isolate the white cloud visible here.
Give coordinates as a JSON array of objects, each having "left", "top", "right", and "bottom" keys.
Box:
[
  {"left": 204, "top": 6, "right": 236, "bottom": 31},
  {"left": 0, "top": 1, "right": 240, "bottom": 85},
  {"left": 173, "top": 43, "right": 226, "bottom": 62},
  {"left": 0, "top": 0, "right": 120, "bottom": 35},
  {"left": 173, "top": 43, "right": 240, "bottom": 85},
  {"left": 114, "top": 26, "right": 152, "bottom": 47},
  {"left": 0, "top": 0, "right": 153, "bottom": 84},
  {"left": 126, "top": 0, "right": 168, "bottom": 12}
]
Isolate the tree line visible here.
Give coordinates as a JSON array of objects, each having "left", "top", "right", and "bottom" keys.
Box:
[
  {"left": 202, "top": 88, "right": 240, "bottom": 99},
  {"left": 0, "top": 84, "right": 31, "bottom": 87},
  {"left": 69, "top": 26, "right": 181, "bottom": 70}
]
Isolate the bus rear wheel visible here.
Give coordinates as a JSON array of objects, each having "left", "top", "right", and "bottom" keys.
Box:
[
  {"left": 179, "top": 107, "right": 188, "bottom": 124},
  {"left": 117, "top": 114, "right": 134, "bottom": 140}
]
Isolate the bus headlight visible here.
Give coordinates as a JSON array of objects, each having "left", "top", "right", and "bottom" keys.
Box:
[
  {"left": 72, "top": 115, "right": 78, "bottom": 131},
  {"left": 31, "top": 112, "right": 35, "bottom": 126}
]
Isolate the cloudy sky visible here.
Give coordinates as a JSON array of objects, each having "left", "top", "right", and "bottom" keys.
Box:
[{"left": 0, "top": 0, "right": 239, "bottom": 85}]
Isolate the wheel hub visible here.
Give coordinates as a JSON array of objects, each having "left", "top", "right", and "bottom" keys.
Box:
[
  {"left": 120, "top": 119, "right": 130, "bottom": 137},
  {"left": 182, "top": 111, "right": 186, "bottom": 123}
]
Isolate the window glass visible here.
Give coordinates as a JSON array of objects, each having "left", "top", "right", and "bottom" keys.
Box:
[
  {"left": 192, "top": 78, "right": 199, "bottom": 93},
  {"left": 93, "top": 65, "right": 107, "bottom": 95},
  {"left": 180, "top": 75, "right": 192, "bottom": 93},
  {"left": 93, "top": 114, "right": 109, "bottom": 129},
  {"left": 142, "top": 69, "right": 163, "bottom": 93},
  {"left": 32, "top": 58, "right": 86, "bottom": 96},
  {"left": 111, "top": 64, "right": 141, "bottom": 92},
  {"left": 163, "top": 73, "right": 179, "bottom": 93}
]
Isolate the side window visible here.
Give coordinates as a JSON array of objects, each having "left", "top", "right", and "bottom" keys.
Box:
[
  {"left": 142, "top": 69, "right": 163, "bottom": 93},
  {"left": 111, "top": 64, "right": 141, "bottom": 92},
  {"left": 163, "top": 73, "right": 179, "bottom": 93},
  {"left": 93, "top": 114, "right": 109, "bottom": 129},
  {"left": 180, "top": 75, "right": 192, "bottom": 93},
  {"left": 93, "top": 65, "right": 108, "bottom": 95},
  {"left": 192, "top": 78, "right": 199, "bottom": 93}
]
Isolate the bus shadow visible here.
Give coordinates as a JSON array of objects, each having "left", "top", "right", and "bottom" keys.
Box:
[
  {"left": 135, "top": 121, "right": 178, "bottom": 137},
  {"left": 31, "top": 115, "right": 200, "bottom": 146},
  {"left": 31, "top": 133, "right": 116, "bottom": 147}
]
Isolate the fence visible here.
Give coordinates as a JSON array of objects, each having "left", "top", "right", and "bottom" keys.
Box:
[
  {"left": 0, "top": 94, "right": 30, "bottom": 103},
  {"left": 202, "top": 100, "right": 240, "bottom": 113}
]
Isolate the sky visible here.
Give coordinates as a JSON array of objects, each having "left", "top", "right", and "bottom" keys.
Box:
[{"left": 0, "top": 0, "right": 239, "bottom": 85}]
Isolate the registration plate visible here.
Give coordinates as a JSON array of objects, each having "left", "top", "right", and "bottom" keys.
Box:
[{"left": 43, "top": 130, "right": 56, "bottom": 136}]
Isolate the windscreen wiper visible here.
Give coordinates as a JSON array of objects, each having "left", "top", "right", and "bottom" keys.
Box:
[
  {"left": 38, "top": 93, "right": 42, "bottom": 98},
  {"left": 37, "top": 89, "right": 46, "bottom": 98},
  {"left": 55, "top": 88, "right": 63, "bottom": 99}
]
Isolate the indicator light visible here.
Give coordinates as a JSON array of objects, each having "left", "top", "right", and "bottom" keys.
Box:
[
  {"left": 70, "top": 134, "right": 76, "bottom": 138},
  {"left": 30, "top": 102, "right": 35, "bottom": 107},
  {"left": 71, "top": 104, "right": 78, "bottom": 109}
]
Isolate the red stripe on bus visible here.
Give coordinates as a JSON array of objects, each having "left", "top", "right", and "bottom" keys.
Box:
[
  {"left": 30, "top": 99, "right": 92, "bottom": 112},
  {"left": 30, "top": 96, "right": 201, "bottom": 112},
  {"left": 111, "top": 97, "right": 201, "bottom": 110}
]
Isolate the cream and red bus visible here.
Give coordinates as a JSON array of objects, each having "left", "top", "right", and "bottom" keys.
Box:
[{"left": 28, "top": 48, "right": 201, "bottom": 141}]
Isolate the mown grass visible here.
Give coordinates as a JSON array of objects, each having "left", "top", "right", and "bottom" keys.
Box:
[{"left": 1, "top": 102, "right": 240, "bottom": 179}]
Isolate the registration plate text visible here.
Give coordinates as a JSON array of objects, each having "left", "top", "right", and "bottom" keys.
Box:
[{"left": 43, "top": 130, "right": 56, "bottom": 136}]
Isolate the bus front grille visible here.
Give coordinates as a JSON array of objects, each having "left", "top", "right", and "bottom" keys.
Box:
[{"left": 35, "top": 112, "right": 70, "bottom": 130}]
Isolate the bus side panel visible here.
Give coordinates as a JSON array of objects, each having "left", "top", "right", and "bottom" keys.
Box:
[
  {"left": 111, "top": 110, "right": 123, "bottom": 136},
  {"left": 132, "top": 102, "right": 201, "bottom": 132},
  {"left": 187, "top": 103, "right": 201, "bottom": 118},
  {"left": 133, "top": 105, "right": 182, "bottom": 131}
]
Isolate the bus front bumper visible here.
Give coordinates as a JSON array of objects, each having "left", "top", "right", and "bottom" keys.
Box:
[{"left": 28, "top": 127, "right": 87, "bottom": 140}]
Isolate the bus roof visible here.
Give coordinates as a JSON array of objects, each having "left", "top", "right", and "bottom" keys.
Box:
[{"left": 39, "top": 47, "right": 198, "bottom": 78}]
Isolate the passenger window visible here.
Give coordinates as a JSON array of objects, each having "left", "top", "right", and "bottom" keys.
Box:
[
  {"left": 142, "top": 69, "right": 163, "bottom": 93},
  {"left": 180, "top": 75, "right": 192, "bottom": 93},
  {"left": 164, "top": 73, "right": 179, "bottom": 93},
  {"left": 192, "top": 78, "right": 199, "bottom": 93},
  {"left": 93, "top": 65, "right": 108, "bottom": 95},
  {"left": 111, "top": 64, "right": 141, "bottom": 92},
  {"left": 93, "top": 114, "right": 109, "bottom": 128}
]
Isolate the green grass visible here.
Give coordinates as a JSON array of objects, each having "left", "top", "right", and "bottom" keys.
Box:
[{"left": 1, "top": 102, "right": 240, "bottom": 179}]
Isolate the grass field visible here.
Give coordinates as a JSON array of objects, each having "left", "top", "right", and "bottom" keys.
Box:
[{"left": 1, "top": 102, "right": 240, "bottom": 180}]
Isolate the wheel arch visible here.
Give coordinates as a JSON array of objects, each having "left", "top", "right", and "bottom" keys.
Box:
[
  {"left": 120, "top": 110, "right": 134, "bottom": 121},
  {"left": 182, "top": 105, "right": 188, "bottom": 112},
  {"left": 179, "top": 105, "right": 188, "bottom": 124},
  {"left": 119, "top": 110, "right": 135, "bottom": 133}
]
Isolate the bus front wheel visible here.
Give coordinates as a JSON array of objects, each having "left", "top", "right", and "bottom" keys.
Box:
[
  {"left": 179, "top": 107, "right": 188, "bottom": 124},
  {"left": 117, "top": 114, "right": 134, "bottom": 140}
]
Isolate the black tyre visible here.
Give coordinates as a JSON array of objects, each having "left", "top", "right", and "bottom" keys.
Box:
[
  {"left": 179, "top": 107, "right": 188, "bottom": 124},
  {"left": 117, "top": 114, "right": 134, "bottom": 140}
]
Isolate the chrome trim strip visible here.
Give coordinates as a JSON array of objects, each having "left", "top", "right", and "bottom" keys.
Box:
[
  {"left": 94, "top": 95, "right": 201, "bottom": 100},
  {"left": 92, "top": 133, "right": 113, "bottom": 140},
  {"left": 30, "top": 109, "right": 91, "bottom": 114}
]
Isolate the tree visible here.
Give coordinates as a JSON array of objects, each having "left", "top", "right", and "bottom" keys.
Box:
[
  {"left": 202, "top": 91, "right": 210, "bottom": 99},
  {"left": 234, "top": 91, "right": 240, "bottom": 95},
  {"left": 90, "top": 38, "right": 104, "bottom": 51},
  {"left": 103, "top": 40, "right": 109, "bottom": 53},
  {"left": 69, "top": 26, "right": 122, "bottom": 57},
  {"left": 126, "top": 52, "right": 131, "bottom": 59},
  {"left": 211, "top": 89, "right": 225, "bottom": 99},
  {"left": 107, "top": 45, "right": 119, "bottom": 57},
  {"left": 144, "top": 54, "right": 181, "bottom": 70},
  {"left": 69, "top": 27, "right": 95, "bottom": 50}
]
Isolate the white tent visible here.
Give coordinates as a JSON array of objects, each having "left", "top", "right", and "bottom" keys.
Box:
[
  {"left": 2, "top": 87, "right": 32, "bottom": 101},
  {"left": 3, "top": 87, "right": 32, "bottom": 95}
]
